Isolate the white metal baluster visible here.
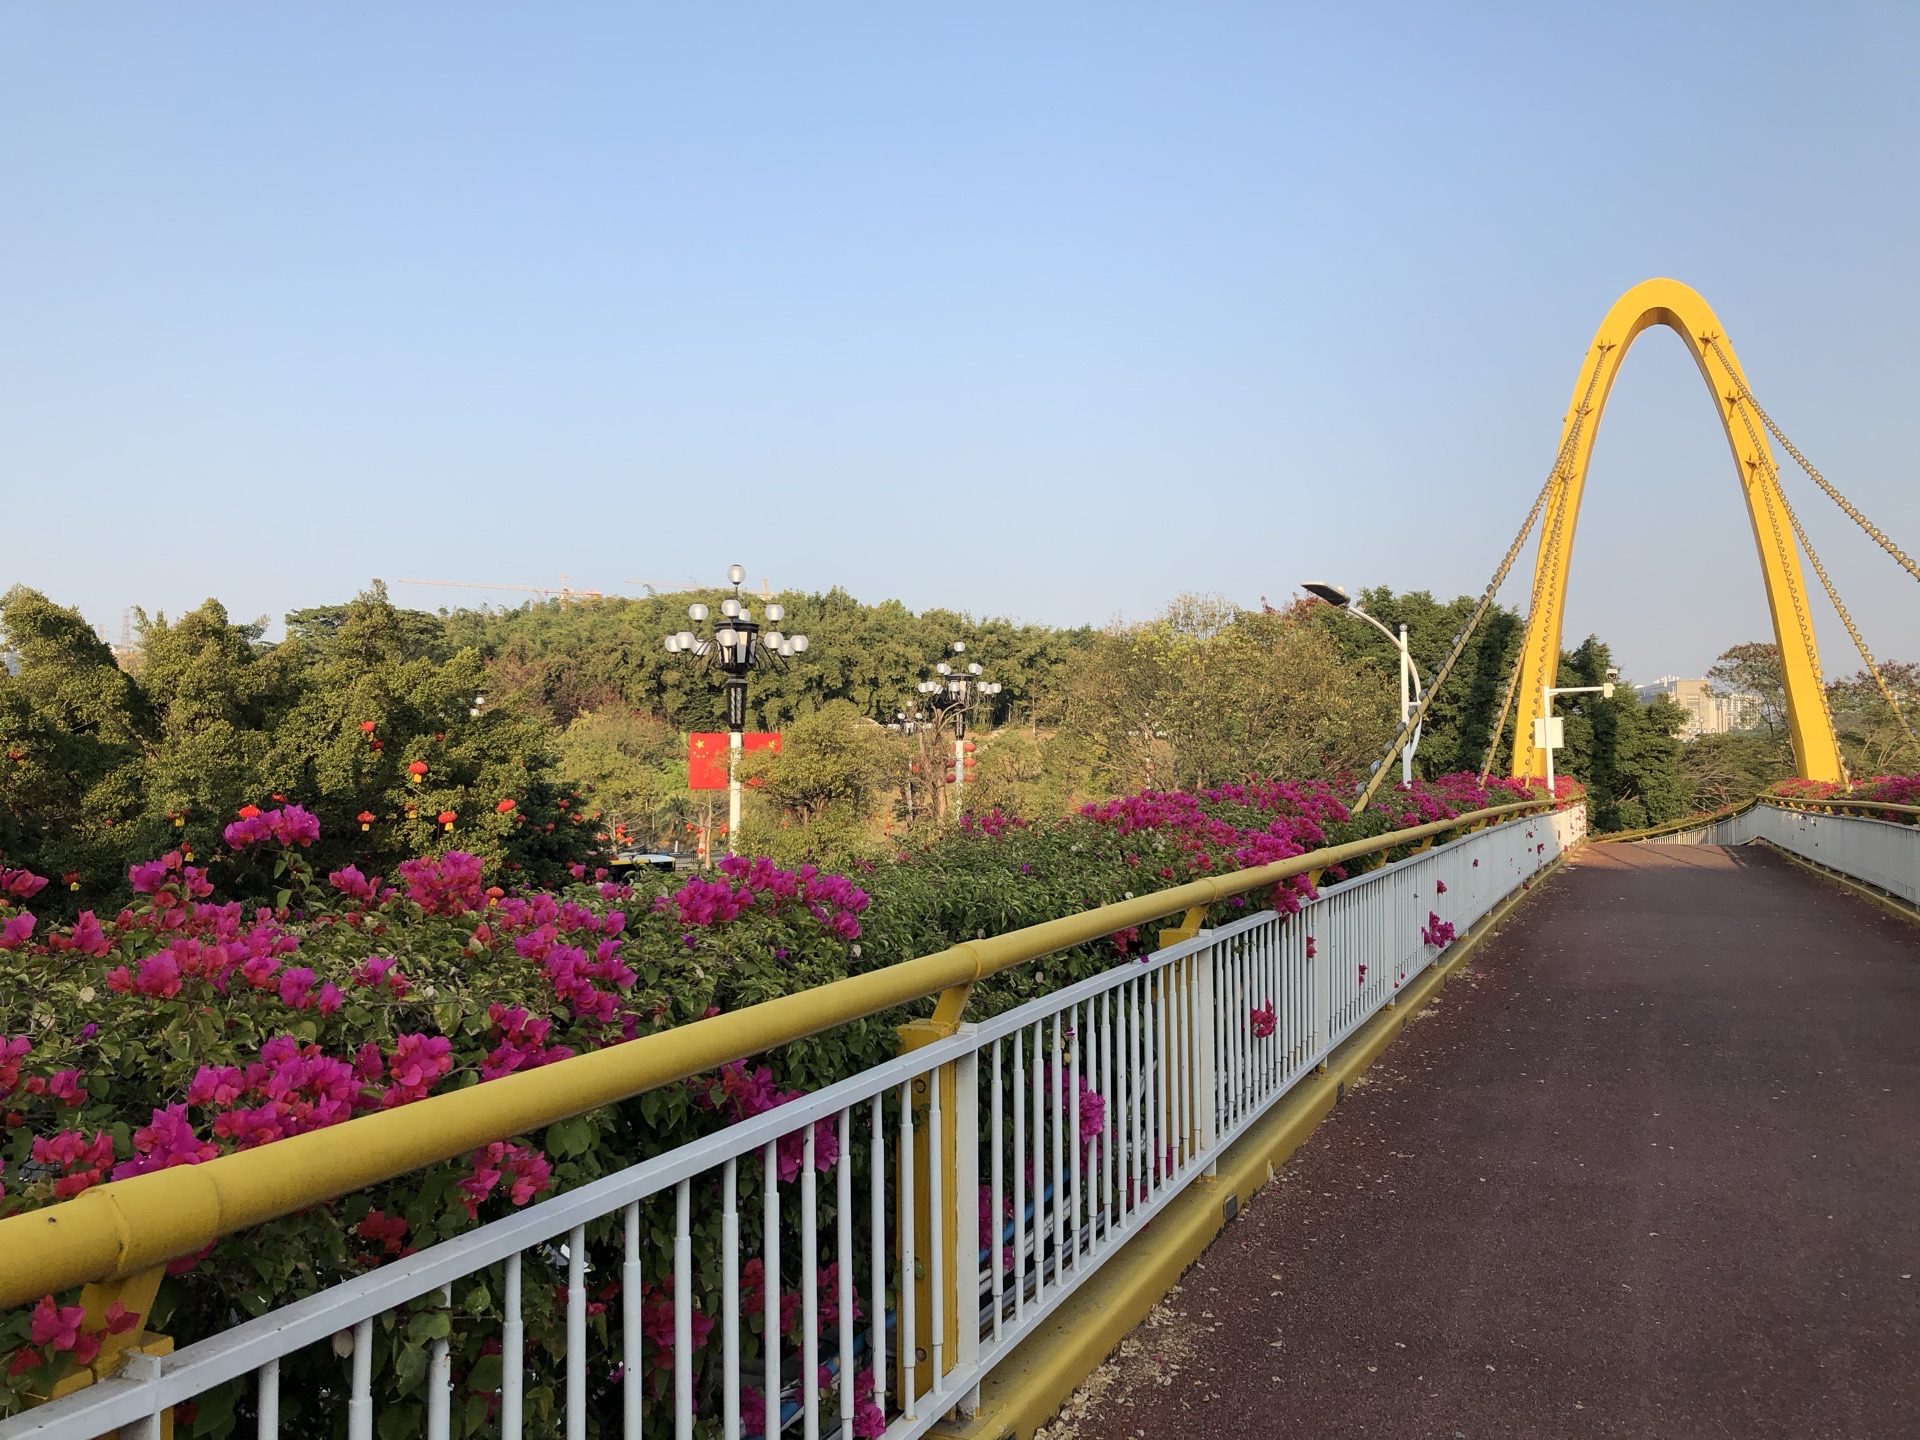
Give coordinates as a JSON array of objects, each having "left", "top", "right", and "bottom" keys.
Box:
[
  {"left": 837, "top": 1109, "right": 855, "bottom": 1440},
  {"left": 928, "top": 1065, "right": 946, "bottom": 1398},
  {"left": 991, "top": 1039, "right": 1005, "bottom": 1340},
  {"left": 567, "top": 1225, "right": 587, "bottom": 1440},
  {"left": 257, "top": 1358, "right": 279, "bottom": 1440},
  {"left": 349, "top": 1315, "right": 373, "bottom": 1440},
  {"left": 428, "top": 1283, "right": 452, "bottom": 1440},
  {"left": 1172, "top": 963, "right": 1186, "bottom": 1170},
  {"left": 1030, "top": 1023, "right": 1046, "bottom": 1302},
  {"left": 1105, "top": 990, "right": 1121, "bottom": 1244},
  {"left": 1128, "top": 978, "right": 1143, "bottom": 1219},
  {"left": 1050, "top": 1014, "right": 1065, "bottom": 1279},
  {"left": 1150, "top": 970, "right": 1164, "bottom": 1195},
  {"left": 869, "top": 1096, "right": 886, "bottom": 1421},
  {"left": 502, "top": 1254, "right": 523, "bottom": 1440},
  {"left": 803, "top": 1125, "right": 820, "bottom": 1437},
  {"left": 764, "top": 1141, "right": 782, "bottom": 1440},
  {"left": 1069, "top": 1001, "right": 1083, "bottom": 1265},
  {"left": 1012, "top": 1030, "right": 1026, "bottom": 1322},
  {"left": 676, "top": 1180, "right": 694, "bottom": 1440},
  {"left": 899, "top": 1079, "right": 918, "bottom": 1420},
  {"left": 722, "top": 1164, "right": 739, "bottom": 1440},
  {"left": 627, "top": 1200, "right": 645, "bottom": 1439}
]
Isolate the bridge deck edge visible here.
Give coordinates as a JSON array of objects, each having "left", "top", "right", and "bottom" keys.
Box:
[{"left": 932, "top": 844, "right": 1582, "bottom": 1440}]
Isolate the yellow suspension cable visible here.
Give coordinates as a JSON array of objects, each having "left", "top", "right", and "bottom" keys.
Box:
[
  {"left": 1353, "top": 349, "right": 1607, "bottom": 815},
  {"left": 1704, "top": 336, "right": 1920, "bottom": 586}
]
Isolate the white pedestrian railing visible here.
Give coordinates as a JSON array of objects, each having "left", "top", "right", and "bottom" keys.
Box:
[
  {"left": 2, "top": 805, "right": 1585, "bottom": 1440},
  {"left": 1658, "top": 799, "right": 1920, "bottom": 904}
]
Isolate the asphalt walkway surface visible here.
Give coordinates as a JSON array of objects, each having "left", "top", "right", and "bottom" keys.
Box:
[{"left": 1042, "top": 843, "right": 1920, "bottom": 1440}]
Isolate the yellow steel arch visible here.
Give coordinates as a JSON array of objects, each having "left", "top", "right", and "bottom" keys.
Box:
[{"left": 1509, "top": 277, "right": 1843, "bottom": 782}]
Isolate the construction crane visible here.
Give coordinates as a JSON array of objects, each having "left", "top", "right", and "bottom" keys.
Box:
[{"left": 396, "top": 576, "right": 605, "bottom": 608}]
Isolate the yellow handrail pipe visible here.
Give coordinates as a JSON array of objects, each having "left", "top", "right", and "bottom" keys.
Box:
[{"left": 0, "top": 799, "right": 1558, "bottom": 1309}]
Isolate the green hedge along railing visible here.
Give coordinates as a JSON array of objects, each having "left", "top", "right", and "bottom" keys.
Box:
[{"left": 0, "top": 798, "right": 1568, "bottom": 1311}]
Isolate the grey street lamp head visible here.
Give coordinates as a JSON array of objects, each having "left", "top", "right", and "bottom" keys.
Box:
[
  {"left": 688, "top": 603, "right": 709, "bottom": 622},
  {"left": 765, "top": 603, "right": 784, "bottom": 623},
  {"left": 1302, "top": 581, "right": 1350, "bottom": 608},
  {"left": 952, "top": 641, "right": 966, "bottom": 653},
  {"left": 728, "top": 563, "right": 746, "bottom": 587}
]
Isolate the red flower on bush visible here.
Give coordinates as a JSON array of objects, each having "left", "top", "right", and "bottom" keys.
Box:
[{"left": 496, "top": 798, "right": 516, "bottom": 814}]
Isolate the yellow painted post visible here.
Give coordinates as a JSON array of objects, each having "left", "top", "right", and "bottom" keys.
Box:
[{"left": 895, "top": 1020, "right": 967, "bottom": 1407}]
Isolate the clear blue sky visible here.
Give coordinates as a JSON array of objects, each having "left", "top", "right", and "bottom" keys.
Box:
[{"left": 4, "top": 4, "right": 1917, "bottom": 683}]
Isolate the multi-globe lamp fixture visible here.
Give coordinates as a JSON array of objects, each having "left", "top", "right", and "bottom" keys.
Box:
[
  {"left": 916, "top": 641, "right": 1002, "bottom": 795},
  {"left": 664, "top": 564, "right": 809, "bottom": 853}
]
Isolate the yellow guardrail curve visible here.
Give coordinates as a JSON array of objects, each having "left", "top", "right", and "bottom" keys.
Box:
[{"left": 0, "top": 799, "right": 1565, "bottom": 1310}]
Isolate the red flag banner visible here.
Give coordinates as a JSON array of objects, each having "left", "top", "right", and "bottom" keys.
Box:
[{"left": 688, "top": 732, "right": 782, "bottom": 790}]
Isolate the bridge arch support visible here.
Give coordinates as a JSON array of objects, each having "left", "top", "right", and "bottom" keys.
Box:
[{"left": 1509, "top": 277, "right": 1843, "bottom": 782}]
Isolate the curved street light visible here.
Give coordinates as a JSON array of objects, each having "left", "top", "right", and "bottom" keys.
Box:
[
  {"left": 1303, "top": 582, "right": 1424, "bottom": 785},
  {"left": 665, "top": 564, "right": 809, "bottom": 853}
]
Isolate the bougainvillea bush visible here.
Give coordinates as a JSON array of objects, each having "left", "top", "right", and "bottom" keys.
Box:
[
  {"left": 0, "top": 773, "right": 1556, "bottom": 1434},
  {"left": 1771, "top": 773, "right": 1920, "bottom": 806}
]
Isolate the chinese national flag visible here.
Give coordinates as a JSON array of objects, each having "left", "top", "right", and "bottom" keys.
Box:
[{"left": 688, "top": 732, "right": 782, "bottom": 790}]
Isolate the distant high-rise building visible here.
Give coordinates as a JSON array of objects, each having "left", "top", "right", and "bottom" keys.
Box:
[{"left": 1637, "top": 676, "right": 1758, "bottom": 738}]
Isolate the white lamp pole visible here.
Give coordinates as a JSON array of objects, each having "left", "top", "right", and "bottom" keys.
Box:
[
  {"left": 1537, "top": 668, "right": 1619, "bottom": 789},
  {"left": 664, "top": 564, "right": 809, "bottom": 856},
  {"left": 1303, "top": 583, "right": 1423, "bottom": 784}
]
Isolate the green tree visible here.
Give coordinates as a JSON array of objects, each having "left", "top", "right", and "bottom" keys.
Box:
[
  {"left": 1305, "top": 587, "right": 1523, "bottom": 778},
  {"left": 0, "top": 588, "right": 148, "bottom": 891},
  {"left": 740, "top": 700, "right": 897, "bottom": 854},
  {"left": 554, "top": 709, "right": 690, "bottom": 849},
  {"left": 1552, "top": 637, "right": 1688, "bottom": 830},
  {"left": 1826, "top": 661, "right": 1920, "bottom": 778}
]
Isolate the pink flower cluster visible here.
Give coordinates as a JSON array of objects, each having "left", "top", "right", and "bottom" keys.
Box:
[
  {"left": 31, "top": 1129, "right": 114, "bottom": 1198},
  {"left": 511, "top": 912, "right": 635, "bottom": 1026},
  {"left": 959, "top": 808, "right": 1027, "bottom": 838},
  {"left": 480, "top": 1004, "right": 576, "bottom": 1079},
  {"left": 654, "top": 857, "right": 871, "bottom": 942},
  {"left": 128, "top": 850, "right": 214, "bottom": 901},
  {"left": 328, "top": 865, "right": 386, "bottom": 903},
  {"left": 0, "top": 912, "right": 34, "bottom": 951},
  {"left": 459, "top": 1141, "right": 553, "bottom": 1218},
  {"left": 223, "top": 804, "right": 321, "bottom": 851},
  {"left": 1420, "top": 912, "right": 1457, "bottom": 949},
  {"left": 700, "top": 1062, "right": 840, "bottom": 1182},
  {"left": 352, "top": 955, "right": 410, "bottom": 996},
  {"left": 0, "top": 866, "right": 48, "bottom": 900},
  {"left": 1249, "top": 1001, "right": 1277, "bottom": 1039},
  {"left": 397, "top": 851, "right": 487, "bottom": 916},
  {"left": 189, "top": 1035, "right": 370, "bottom": 1149},
  {"left": 104, "top": 905, "right": 302, "bottom": 999}
]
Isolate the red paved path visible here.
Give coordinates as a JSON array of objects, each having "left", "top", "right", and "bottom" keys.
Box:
[{"left": 1047, "top": 843, "right": 1920, "bottom": 1440}]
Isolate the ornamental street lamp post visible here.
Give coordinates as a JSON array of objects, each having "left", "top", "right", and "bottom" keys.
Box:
[
  {"left": 886, "top": 708, "right": 931, "bottom": 819},
  {"left": 915, "top": 641, "right": 1002, "bottom": 805},
  {"left": 664, "top": 563, "right": 809, "bottom": 854},
  {"left": 1538, "top": 667, "right": 1619, "bottom": 790},
  {"left": 1303, "top": 582, "right": 1425, "bottom": 785}
]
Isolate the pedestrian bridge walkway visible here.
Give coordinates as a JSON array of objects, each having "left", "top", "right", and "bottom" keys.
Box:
[{"left": 1045, "top": 840, "right": 1920, "bottom": 1438}]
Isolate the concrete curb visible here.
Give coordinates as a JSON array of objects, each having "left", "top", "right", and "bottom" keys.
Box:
[{"left": 934, "top": 846, "right": 1579, "bottom": 1440}]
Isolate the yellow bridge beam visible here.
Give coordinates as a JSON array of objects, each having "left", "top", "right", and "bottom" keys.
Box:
[{"left": 1510, "top": 277, "right": 1843, "bottom": 783}]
